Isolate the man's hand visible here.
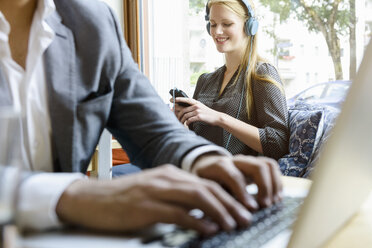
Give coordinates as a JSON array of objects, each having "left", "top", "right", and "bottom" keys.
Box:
[
  {"left": 191, "top": 154, "right": 283, "bottom": 211},
  {"left": 56, "top": 165, "right": 252, "bottom": 235}
]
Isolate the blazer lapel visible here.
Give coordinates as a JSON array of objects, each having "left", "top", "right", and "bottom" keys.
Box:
[{"left": 44, "top": 11, "right": 77, "bottom": 172}]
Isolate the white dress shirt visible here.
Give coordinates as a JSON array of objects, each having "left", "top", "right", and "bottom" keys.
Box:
[{"left": 0, "top": 0, "right": 84, "bottom": 230}]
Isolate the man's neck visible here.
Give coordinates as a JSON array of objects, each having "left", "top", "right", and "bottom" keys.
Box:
[
  {"left": 0, "top": 0, "right": 38, "bottom": 69},
  {"left": 0, "top": 0, "right": 37, "bottom": 26}
]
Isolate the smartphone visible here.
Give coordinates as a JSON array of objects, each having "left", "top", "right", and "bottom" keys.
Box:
[{"left": 169, "top": 88, "right": 190, "bottom": 107}]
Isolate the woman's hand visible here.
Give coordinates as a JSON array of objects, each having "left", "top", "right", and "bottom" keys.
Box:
[{"left": 172, "top": 97, "right": 223, "bottom": 126}]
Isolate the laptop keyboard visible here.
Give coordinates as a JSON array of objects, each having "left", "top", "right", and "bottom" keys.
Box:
[{"left": 161, "top": 196, "right": 304, "bottom": 248}]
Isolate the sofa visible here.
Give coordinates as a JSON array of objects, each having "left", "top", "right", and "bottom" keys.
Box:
[
  {"left": 278, "top": 101, "right": 340, "bottom": 178},
  {"left": 110, "top": 101, "right": 340, "bottom": 178}
]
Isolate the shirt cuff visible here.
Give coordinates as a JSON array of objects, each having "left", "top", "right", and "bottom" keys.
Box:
[
  {"left": 181, "top": 145, "right": 232, "bottom": 172},
  {"left": 16, "top": 172, "right": 86, "bottom": 230}
]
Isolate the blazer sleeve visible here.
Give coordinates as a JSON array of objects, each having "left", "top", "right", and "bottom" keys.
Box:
[
  {"left": 253, "top": 63, "right": 289, "bottom": 160},
  {"left": 105, "top": 7, "right": 213, "bottom": 169}
]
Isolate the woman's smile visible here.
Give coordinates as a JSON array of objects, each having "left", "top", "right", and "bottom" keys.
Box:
[{"left": 215, "top": 36, "right": 229, "bottom": 44}]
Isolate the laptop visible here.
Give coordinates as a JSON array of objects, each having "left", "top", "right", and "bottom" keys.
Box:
[
  {"left": 174, "top": 38, "right": 372, "bottom": 248},
  {"left": 152, "top": 37, "right": 372, "bottom": 247},
  {"left": 21, "top": 41, "right": 372, "bottom": 248},
  {"left": 285, "top": 37, "right": 372, "bottom": 248}
]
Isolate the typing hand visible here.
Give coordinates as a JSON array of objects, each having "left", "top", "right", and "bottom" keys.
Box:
[
  {"left": 191, "top": 154, "right": 283, "bottom": 210},
  {"left": 56, "top": 165, "right": 252, "bottom": 235}
]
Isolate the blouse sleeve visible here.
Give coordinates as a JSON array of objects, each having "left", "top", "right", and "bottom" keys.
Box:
[{"left": 254, "top": 63, "right": 289, "bottom": 160}]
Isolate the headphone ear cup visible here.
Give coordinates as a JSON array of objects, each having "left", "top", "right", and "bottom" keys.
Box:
[
  {"left": 245, "top": 17, "right": 259, "bottom": 36},
  {"left": 206, "top": 22, "right": 211, "bottom": 35}
]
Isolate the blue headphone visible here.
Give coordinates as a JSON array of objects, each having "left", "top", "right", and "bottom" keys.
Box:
[{"left": 205, "top": 0, "right": 259, "bottom": 36}]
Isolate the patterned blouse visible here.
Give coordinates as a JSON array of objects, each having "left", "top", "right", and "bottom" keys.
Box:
[{"left": 190, "top": 63, "right": 289, "bottom": 160}]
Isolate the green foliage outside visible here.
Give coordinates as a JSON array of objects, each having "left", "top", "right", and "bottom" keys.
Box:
[
  {"left": 189, "top": 1, "right": 209, "bottom": 86},
  {"left": 189, "top": 0, "right": 355, "bottom": 79},
  {"left": 259, "top": 0, "right": 355, "bottom": 80},
  {"left": 260, "top": 0, "right": 350, "bottom": 35},
  {"left": 189, "top": 0, "right": 205, "bottom": 15},
  {"left": 190, "top": 70, "right": 209, "bottom": 86}
]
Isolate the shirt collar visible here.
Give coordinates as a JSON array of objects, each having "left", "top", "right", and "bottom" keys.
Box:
[
  {"left": 0, "top": 12, "right": 10, "bottom": 43},
  {"left": 38, "top": 0, "right": 56, "bottom": 22}
]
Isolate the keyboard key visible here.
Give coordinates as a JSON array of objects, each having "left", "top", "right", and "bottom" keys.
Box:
[{"left": 162, "top": 196, "right": 304, "bottom": 248}]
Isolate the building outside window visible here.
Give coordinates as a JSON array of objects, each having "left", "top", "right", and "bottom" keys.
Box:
[{"left": 114, "top": 0, "right": 372, "bottom": 102}]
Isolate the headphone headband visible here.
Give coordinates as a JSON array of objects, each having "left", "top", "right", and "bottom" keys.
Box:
[{"left": 240, "top": 0, "right": 255, "bottom": 19}]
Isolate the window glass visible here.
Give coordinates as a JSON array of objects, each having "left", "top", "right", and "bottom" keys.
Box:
[
  {"left": 324, "top": 84, "right": 350, "bottom": 99},
  {"left": 297, "top": 85, "right": 326, "bottom": 101},
  {"left": 140, "top": 0, "right": 191, "bottom": 104},
  {"left": 140, "top": 0, "right": 372, "bottom": 104}
]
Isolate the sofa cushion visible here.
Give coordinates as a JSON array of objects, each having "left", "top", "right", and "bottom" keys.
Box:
[
  {"left": 279, "top": 102, "right": 324, "bottom": 177},
  {"left": 302, "top": 106, "right": 340, "bottom": 178}
]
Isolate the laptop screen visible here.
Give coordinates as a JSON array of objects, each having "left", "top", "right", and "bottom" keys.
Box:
[{"left": 288, "top": 39, "right": 372, "bottom": 248}]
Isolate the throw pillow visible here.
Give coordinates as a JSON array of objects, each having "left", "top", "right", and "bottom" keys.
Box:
[{"left": 279, "top": 102, "right": 324, "bottom": 177}]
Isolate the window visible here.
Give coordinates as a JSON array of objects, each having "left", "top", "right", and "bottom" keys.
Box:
[
  {"left": 138, "top": 0, "right": 372, "bottom": 102},
  {"left": 300, "top": 44, "right": 305, "bottom": 56},
  {"left": 298, "top": 84, "right": 326, "bottom": 101},
  {"left": 314, "top": 46, "right": 319, "bottom": 56},
  {"left": 314, "top": 72, "right": 318, "bottom": 83},
  {"left": 324, "top": 84, "right": 350, "bottom": 99},
  {"left": 140, "top": 0, "right": 193, "bottom": 103}
]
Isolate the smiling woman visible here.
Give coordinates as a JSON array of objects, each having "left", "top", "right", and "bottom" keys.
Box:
[
  {"left": 133, "top": 0, "right": 371, "bottom": 159},
  {"left": 170, "top": 0, "right": 290, "bottom": 161}
]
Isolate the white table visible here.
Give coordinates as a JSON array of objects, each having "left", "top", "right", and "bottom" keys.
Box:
[{"left": 17, "top": 177, "right": 372, "bottom": 248}]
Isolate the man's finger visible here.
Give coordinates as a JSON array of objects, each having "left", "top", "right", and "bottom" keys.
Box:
[
  {"left": 202, "top": 179, "right": 252, "bottom": 227},
  {"left": 145, "top": 200, "right": 219, "bottom": 236},
  {"left": 148, "top": 179, "right": 237, "bottom": 231},
  {"left": 193, "top": 156, "right": 259, "bottom": 211},
  {"left": 257, "top": 157, "right": 283, "bottom": 203},
  {"left": 148, "top": 165, "right": 252, "bottom": 228},
  {"left": 233, "top": 155, "right": 273, "bottom": 207}
]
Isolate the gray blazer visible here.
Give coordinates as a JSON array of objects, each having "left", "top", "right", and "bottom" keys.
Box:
[{"left": 0, "top": 0, "right": 211, "bottom": 173}]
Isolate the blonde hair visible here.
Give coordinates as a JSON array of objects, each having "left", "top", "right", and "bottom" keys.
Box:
[{"left": 207, "top": 0, "right": 283, "bottom": 118}]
